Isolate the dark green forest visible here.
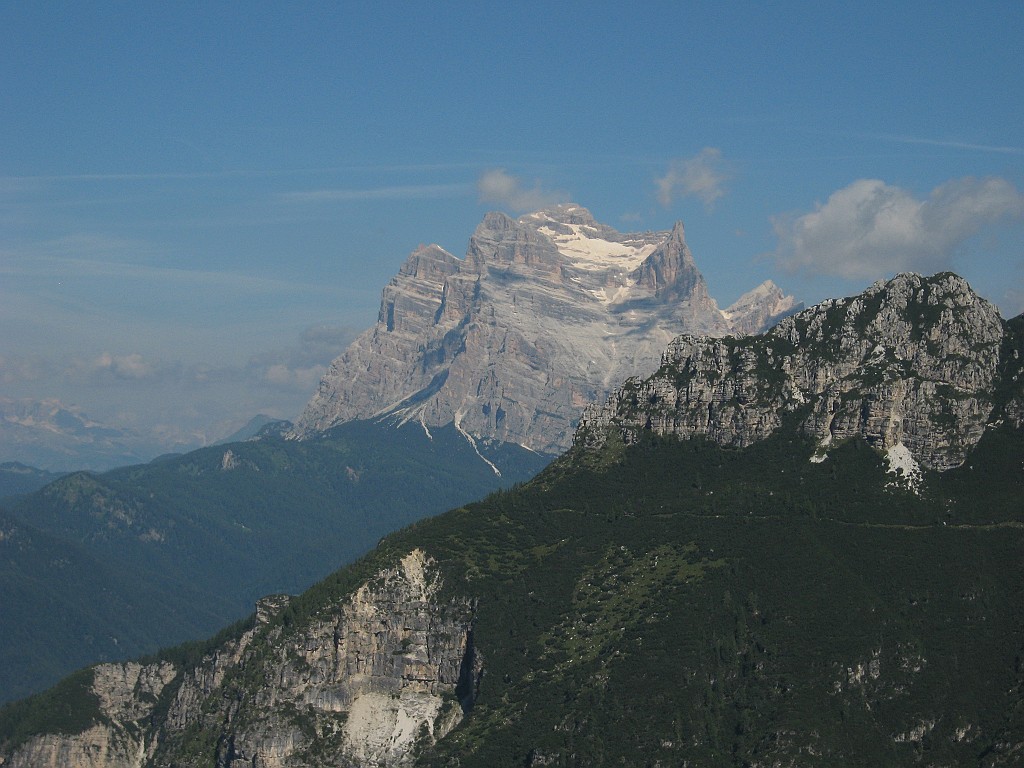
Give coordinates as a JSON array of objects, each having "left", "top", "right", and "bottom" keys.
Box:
[
  {"left": 3, "top": 419, "right": 1024, "bottom": 765},
  {"left": 0, "top": 419, "right": 550, "bottom": 704},
  {"left": 384, "top": 426, "right": 1024, "bottom": 766}
]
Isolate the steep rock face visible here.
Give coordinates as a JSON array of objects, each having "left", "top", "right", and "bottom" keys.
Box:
[
  {"left": 723, "top": 280, "right": 803, "bottom": 336},
  {"left": 206, "top": 550, "right": 475, "bottom": 768},
  {"left": 0, "top": 550, "right": 476, "bottom": 768},
  {"left": 0, "top": 663, "right": 177, "bottom": 768},
  {"left": 576, "top": 272, "right": 1006, "bottom": 472},
  {"left": 293, "top": 205, "right": 797, "bottom": 454}
]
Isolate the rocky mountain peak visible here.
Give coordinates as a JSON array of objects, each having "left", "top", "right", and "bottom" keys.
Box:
[
  {"left": 576, "top": 271, "right": 1008, "bottom": 475},
  {"left": 629, "top": 220, "right": 699, "bottom": 300},
  {"left": 293, "top": 208, "right": 800, "bottom": 455},
  {"left": 522, "top": 203, "right": 599, "bottom": 227},
  {"left": 724, "top": 280, "right": 804, "bottom": 336}
]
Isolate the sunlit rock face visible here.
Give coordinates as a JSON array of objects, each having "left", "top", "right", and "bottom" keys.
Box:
[
  {"left": 0, "top": 550, "right": 477, "bottom": 768},
  {"left": 577, "top": 272, "right": 1006, "bottom": 473},
  {"left": 293, "top": 205, "right": 797, "bottom": 454}
]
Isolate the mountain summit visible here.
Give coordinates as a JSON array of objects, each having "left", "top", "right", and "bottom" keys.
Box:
[{"left": 293, "top": 205, "right": 800, "bottom": 454}]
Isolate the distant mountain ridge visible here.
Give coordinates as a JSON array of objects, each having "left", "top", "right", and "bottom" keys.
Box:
[
  {"left": 213, "top": 414, "right": 291, "bottom": 445},
  {"left": 0, "top": 462, "right": 67, "bottom": 501},
  {"left": 293, "top": 204, "right": 800, "bottom": 453},
  {"left": 0, "top": 398, "right": 159, "bottom": 472}
]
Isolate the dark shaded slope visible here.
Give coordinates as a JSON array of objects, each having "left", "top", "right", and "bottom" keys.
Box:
[
  {"left": 0, "top": 513, "right": 229, "bottom": 704},
  {"left": 402, "top": 426, "right": 1024, "bottom": 766},
  {"left": 1, "top": 419, "right": 551, "bottom": 703},
  {"left": 2, "top": 417, "right": 1022, "bottom": 765}
]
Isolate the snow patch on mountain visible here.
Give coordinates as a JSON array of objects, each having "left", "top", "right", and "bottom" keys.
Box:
[{"left": 537, "top": 223, "right": 660, "bottom": 272}]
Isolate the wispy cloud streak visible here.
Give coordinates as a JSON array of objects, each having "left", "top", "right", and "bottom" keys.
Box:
[
  {"left": 0, "top": 163, "right": 487, "bottom": 187},
  {"left": 873, "top": 134, "right": 1024, "bottom": 156},
  {"left": 655, "top": 148, "right": 730, "bottom": 209},
  {"left": 282, "top": 182, "right": 472, "bottom": 203},
  {"left": 0, "top": 248, "right": 354, "bottom": 298}
]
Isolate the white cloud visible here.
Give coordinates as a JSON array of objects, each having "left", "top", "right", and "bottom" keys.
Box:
[
  {"left": 655, "top": 148, "right": 730, "bottom": 209},
  {"left": 0, "top": 246, "right": 349, "bottom": 300},
  {"left": 90, "top": 352, "right": 158, "bottom": 380},
  {"left": 476, "top": 169, "right": 569, "bottom": 213},
  {"left": 771, "top": 177, "right": 1024, "bottom": 280}
]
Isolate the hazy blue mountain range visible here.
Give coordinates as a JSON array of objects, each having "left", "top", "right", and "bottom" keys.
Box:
[
  {"left": 0, "top": 463, "right": 67, "bottom": 502},
  {"left": 0, "top": 399, "right": 170, "bottom": 473}
]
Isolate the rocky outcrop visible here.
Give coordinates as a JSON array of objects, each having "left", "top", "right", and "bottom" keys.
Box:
[
  {"left": 0, "top": 663, "right": 177, "bottom": 768},
  {"left": 576, "top": 272, "right": 1007, "bottom": 472},
  {"left": 0, "top": 550, "right": 476, "bottom": 768},
  {"left": 292, "top": 205, "right": 798, "bottom": 454}
]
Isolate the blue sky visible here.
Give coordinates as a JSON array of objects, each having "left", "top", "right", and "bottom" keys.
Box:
[{"left": 2, "top": 2, "right": 1023, "bottom": 451}]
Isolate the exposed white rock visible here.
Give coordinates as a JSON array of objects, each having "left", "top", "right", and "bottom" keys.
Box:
[
  {"left": 344, "top": 690, "right": 445, "bottom": 766},
  {"left": 894, "top": 718, "right": 937, "bottom": 744},
  {"left": 220, "top": 449, "right": 238, "bottom": 471},
  {"left": 0, "top": 550, "right": 476, "bottom": 768},
  {"left": 723, "top": 280, "right": 803, "bottom": 336},
  {"left": 885, "top": 442, "right": 923, "bottom": 493}
]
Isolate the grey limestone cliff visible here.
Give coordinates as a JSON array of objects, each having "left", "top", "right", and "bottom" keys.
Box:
[
  {"left": 0, "top": 550, "right": 476, "bottom": 768},
  {"left": 292, "top": 205, "right": 798, "bottom": 454},
  {"left": 576, "top": 272, "right": 1008, "bottom": 474}
]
